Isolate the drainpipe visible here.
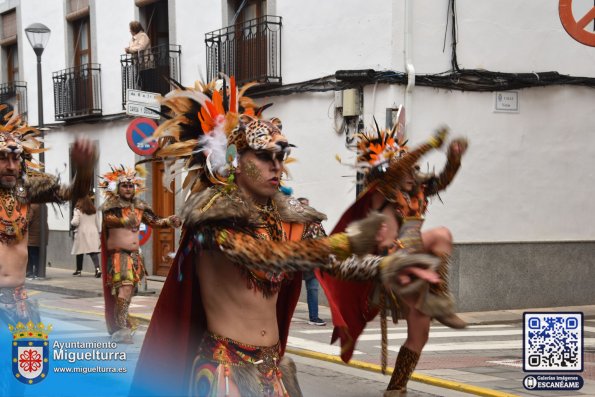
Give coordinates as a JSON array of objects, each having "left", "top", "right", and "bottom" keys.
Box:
[{"left": 404, "top": 0, "right": 415, "bottom": 139}]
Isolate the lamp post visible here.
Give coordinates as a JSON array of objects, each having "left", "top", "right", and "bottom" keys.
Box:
[{"left": 25, "top": 23, "right": 51, "bottom": 279}]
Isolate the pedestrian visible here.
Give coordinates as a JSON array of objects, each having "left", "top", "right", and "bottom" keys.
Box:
[
  {"left": 298, "top": 197, "right": 327, "bottom": 326},
  {"left": 71, "top": 193, "right": 101, "bottom": 278},
  {"left": 132, "top": 77, "right": 440, "bottom": 397},
  {"left": 98, "top": 165, "right": 181, "bottom": 344},
  {"left": 26, "top": 203, "right": 47, "bottom": 279}
]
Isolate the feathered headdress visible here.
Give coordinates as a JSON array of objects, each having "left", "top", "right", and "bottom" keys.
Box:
[
  {"left": 98, "top": 165, "right": 146, "bottom": 199},
  {"left": 150, "top": 76, "right": 293, "bottom": 195},
  {"left": 0, "top": 104, "right": 46, "bottom": 176},
  {"left": 355, "top": 116, "right": 408, "bottom": 181}
]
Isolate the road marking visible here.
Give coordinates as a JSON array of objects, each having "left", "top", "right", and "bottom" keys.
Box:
[
  {"left": 358, "top": 329, "right": 521, "bottom": 341},
  {"left": 487, "top": 359, "right": 522, "bottom": 368},
  {"left": 378, "top": 338, "right": 595, "bottom": 352},
  {"left": 287, "top": 336, "right": 364, "bottom": 356},
  {"left": 298, "top": 324, "right": 513, "bottom": 334}
]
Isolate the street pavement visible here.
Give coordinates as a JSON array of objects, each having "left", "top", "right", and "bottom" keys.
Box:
[{"left": 25, "top": 267, "right": 595, "bottom": 397}]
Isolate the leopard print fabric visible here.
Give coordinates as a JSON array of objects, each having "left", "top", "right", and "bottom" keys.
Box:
[{"left": 229, "top": 115, "right": 287, "bottom": 152}]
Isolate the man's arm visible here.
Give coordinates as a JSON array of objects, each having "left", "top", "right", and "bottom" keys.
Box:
[
  {"left": 196, "top": 213, "right": 385, "bottom": 274},
  {"left": 141, "top": 208, "right": 181, "bottom": 228},
  {"left": 424, "top": 138, "right": 468, "bottom": 197},
  {"left": 28, "top": 139, "right": 95, "bottom": 204}
]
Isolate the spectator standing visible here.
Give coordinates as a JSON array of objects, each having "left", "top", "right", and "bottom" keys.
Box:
[
  {"left": 26, "top": 203, "right": 47, "bottom": 279},
  {"left": 71, "top": 194, "right": 101, "bottom": 277},
  {"left": 298, "top": 197, "right": 327, "bottom": 326}
]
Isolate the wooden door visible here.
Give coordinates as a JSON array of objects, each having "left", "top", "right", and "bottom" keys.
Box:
[
  {"left": 235, "top": 0, "right": 267, "bottom": 82},
  {"left": 152, "top": 161, "right": 176, "bottom": 276}
]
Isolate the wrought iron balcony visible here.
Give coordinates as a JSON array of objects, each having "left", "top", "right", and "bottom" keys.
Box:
[
  {"left": 120, "top": 44, "right": 181, "bottom": 109},
  {"left": 52, "top": 64, "right": 102, "bottom": 121},
  {"left": 0, "top": 81, "right": 27, "bottom": 121},
  {"left": 205, "top": 15, "right": 282, "bottom": 85}
]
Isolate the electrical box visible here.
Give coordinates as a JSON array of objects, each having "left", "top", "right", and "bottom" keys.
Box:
[
  {"left": 342, "top": 89, "right": 361, "bottom": 117},
  {"left": 334, "top": 91, "right": 343, "bottom": 108}
]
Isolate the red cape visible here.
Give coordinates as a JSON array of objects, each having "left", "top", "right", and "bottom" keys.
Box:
[
  {"left": 131, "top": 228, "right": 303, "bottom": 397},
  {"left": 315, "top": 187, "right": 380, "bottom": 363}
]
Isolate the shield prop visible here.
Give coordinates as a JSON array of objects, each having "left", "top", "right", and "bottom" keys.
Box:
[{"left": 12, "top": 339, "right": 49, "bottom": 385}]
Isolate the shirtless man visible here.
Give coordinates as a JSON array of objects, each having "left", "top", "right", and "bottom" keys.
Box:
[
  {"left": 132, "top": 78, "right": 440, "bottom": 397},
  {"left": 0, "top": 106, "right": 95, "bottom": 392},
  {"left": 99, "top": 166, "right": 181, "bottom": 343}
]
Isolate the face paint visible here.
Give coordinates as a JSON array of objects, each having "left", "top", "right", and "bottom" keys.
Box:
[{"left": 244, "top": 160, "right": 264, "bottom": 182}]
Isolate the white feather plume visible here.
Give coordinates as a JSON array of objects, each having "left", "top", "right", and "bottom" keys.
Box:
[{"left": 197, "top": 122, "right": 230, "bottom": 178}]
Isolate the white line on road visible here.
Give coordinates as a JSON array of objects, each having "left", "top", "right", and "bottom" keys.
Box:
[
  {"left": 287, "top": 336, "right": 364, "bottom": 356},
  {"left": 377, "top": 338, "right": 595, "bottom": 352},
  {"left": 358, "top": 329, "right": 521, "bottom": 341},
  {"left": 298, "top": 324, "right": 513, "bottom": 334}
]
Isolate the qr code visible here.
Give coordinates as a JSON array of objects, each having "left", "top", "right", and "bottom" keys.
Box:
[{"left": 523, "top": 312, "right": 583, "bottom": 372}]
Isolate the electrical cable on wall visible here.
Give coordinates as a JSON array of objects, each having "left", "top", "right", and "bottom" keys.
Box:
[{"left": 249, "top": 0, "right": 595, "bottom": 98}]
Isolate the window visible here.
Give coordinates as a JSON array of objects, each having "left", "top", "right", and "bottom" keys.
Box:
[{"left": 73, "top": 17, "right": 91, "bottom": 66}]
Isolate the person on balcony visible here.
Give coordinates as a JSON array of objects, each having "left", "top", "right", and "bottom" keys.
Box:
[
  {"left": 125, "top": 20, "right": 154, "bottom": 92},
  {"left": 125, "top": 21, "right": 151, "bottom": 56}
]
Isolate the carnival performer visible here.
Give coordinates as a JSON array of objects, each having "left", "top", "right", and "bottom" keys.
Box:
[
  {"left": 98, "top": 165, "right": 181, "bottom": 344},
  {"left": 0, "top": 104, "right": 95, "bottom": 393},
  {"left": 318, "top": 117, "right": 468, "bottom": 396},
  {"left": 132, "top": 78, "right": 441, "bottom": 397}
]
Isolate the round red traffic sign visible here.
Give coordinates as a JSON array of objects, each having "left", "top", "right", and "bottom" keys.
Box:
[
  {"left": 126, "top": 118, "right": 159, "bottom": 156},
  {"left": 139, "top": 223, "right": 152, "bottom": 246},
  {"left": 559, "top": 0, "right": 595, "bottom": 47}
]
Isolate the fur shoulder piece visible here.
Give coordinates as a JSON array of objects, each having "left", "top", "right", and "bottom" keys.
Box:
[
  {"left": 183, "top": 187, "right": 327, "bottom": 228},
  {"left": 19, "top": 173, "right": 59, "bottom": 203},
  {"left": 272, "top": 193, "right": 327, "bottom": 224},
  {"left": 99, "top": 196, "right": 150, "bottom": 212},
  {"left": 182, "top": 186, "right": 254, "bottom": 227}
]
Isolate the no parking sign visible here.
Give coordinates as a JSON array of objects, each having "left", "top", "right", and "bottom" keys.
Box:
[
  {"left": 126, "top": 118, "right": 158, "bottom": 156},
  {"left": 139, "top": 223, "right": 152, "bottom": 246}
]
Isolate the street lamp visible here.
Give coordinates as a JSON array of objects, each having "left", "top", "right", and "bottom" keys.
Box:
[{"left": 25, "top": 23, "right": 51, "bottom": 278}]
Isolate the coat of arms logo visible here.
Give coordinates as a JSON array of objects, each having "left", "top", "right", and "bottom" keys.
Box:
[{"left": 9, "top": 320, "right": 52, "bottom": 385}]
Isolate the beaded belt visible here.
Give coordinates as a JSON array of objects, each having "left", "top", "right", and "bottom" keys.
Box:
[{"left": 0, "top": 286, "right": 28, "bottom": 305}]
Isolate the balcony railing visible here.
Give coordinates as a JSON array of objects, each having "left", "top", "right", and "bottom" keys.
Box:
[
  {"left": 0, "top": 81, "right": 27, "bottom": 121},
  {"left": 120, "top": 44, "right": 181, "bottom": 109},
  {"left": 53, "top": 64, "right": 102, "bottom": 121},
  {"left": 205, "top": 15, "right": 282, "bottom": 85}
]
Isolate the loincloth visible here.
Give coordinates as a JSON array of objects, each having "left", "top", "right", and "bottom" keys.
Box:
[
  {"left": 189, "top": 332, "right": 302, "bottom": 397},
  {"left": 106, "top": 249, "right": 145, "bottom": 294}
]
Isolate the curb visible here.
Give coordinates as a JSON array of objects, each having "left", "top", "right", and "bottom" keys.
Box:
[
  {"left": 26, "top": 283, "right": 103, "bottom": 298},
  {"left": 285, "top": 348, "right": 520, "bottom": 397}
]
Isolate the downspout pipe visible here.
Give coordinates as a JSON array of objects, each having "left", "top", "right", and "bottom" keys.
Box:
[{"left": 404, "top": 0, "right": 416, "bottom": 138}]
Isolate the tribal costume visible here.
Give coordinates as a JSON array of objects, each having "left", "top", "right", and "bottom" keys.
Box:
[
  {"left": 0, "top": 104, "right": 94, "bottom": 393},
  {"left": 318, "top": 108, "right": 468, "bottom": 395},
  {"left": 98, "top": 166, "right": 179, "bottom": 343},
  {"left": 133, "top": 77, "right": 425, "bottom": 397}
]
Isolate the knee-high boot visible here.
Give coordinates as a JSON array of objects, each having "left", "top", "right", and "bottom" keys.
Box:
[
  {"left": 384, "top": 345, "right": 420, "bottom": 396},
  {"left": 112, "top": 297, "right": 133, "bottom": 343}
]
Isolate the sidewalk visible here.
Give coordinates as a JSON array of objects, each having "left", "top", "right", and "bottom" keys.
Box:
[{"left": 26, "top": 267, "right": 595, "bottom": 396}]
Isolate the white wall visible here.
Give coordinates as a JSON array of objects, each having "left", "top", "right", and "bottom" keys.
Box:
[{"left": 13, "top": 0, "right": 595, "bottom": 246}]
